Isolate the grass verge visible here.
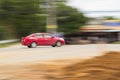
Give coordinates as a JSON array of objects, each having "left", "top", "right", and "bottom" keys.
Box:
[
  {"left": 112, "top": 41, "right": 120, "bottom": 44},
  {"left": 0, "top": 42, "right": 19, "bottom": 48}
]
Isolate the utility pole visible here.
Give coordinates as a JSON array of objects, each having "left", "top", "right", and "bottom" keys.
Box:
[{"left": 45, "top": 0, "right": 58, "bottom": 33}]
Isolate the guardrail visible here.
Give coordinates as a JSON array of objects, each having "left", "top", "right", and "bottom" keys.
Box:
[{"left": 0, "top": 39, "right": 19, "bottom": 44}]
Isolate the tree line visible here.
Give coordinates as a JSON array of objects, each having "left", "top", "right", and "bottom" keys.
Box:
[{"left": 0, "top": 0, "right": 88, "bottom": 40}]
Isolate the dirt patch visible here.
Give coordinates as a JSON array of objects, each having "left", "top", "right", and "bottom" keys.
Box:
[
  {"left": 0, "top": 52, "right": 120, "bottom": 80},
  {"left": 62, "top": 51, "right": 120, "bottom": 80}
]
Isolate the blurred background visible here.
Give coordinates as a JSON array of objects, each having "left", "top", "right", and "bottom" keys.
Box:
[
  {"left": 0, "top": 1, "right": 120, "bottom": 79},
  {"left": 0, "top": 0, "right": 120, "bottom": 44}
]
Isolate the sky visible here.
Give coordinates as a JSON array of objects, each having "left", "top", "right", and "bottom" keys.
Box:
[{"left": 67, "top": 0, "right": 120, "bottom": 18}]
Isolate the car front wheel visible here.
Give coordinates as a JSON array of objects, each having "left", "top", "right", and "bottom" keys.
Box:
[
  {"left": 52, "top": 45, "right": 56, "bottom": 47},
  {"left": 56, "top": 41, "right": 62, "bottom": 47},
  {"left": 27, "top": 46, "right": 32, "bottom": 48}
]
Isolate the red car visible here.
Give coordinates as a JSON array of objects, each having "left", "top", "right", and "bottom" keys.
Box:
[{"left": 21, "top": 33, "right": 65, "bottom": 48}]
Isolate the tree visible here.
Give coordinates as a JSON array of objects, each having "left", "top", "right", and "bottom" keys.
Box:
[
  {"left": 57, "top": 4, "right": 89, "bottom": 34},
  {"left": 0, "top": 0, "right": 88, "bottom": 39},
  {"left": 0, "top": 0, "right": 46, "bottom": 39},
  {"left": 103, "top": 16, "right": 116, "bottom": 20}
]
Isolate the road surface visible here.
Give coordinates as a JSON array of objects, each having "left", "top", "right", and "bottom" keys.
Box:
[{"left": 0, "top": 44, "right": 120, "bottom": 65}]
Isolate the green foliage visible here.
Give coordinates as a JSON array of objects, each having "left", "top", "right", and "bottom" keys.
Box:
[
  {"left": 0, "top": 0, "right": 45, "bottom": 38},
  {"left": 0, "top": 26, "right": 5, "bottom": 40},
  {"left": 57, "top": 4, "right": 89, "bottom": 34},
  {"left": 103, "top": 16, "right": 116, "bottom": 20},
  {"left": 0, "top": 0, "right": 88, "bottom": 39}
]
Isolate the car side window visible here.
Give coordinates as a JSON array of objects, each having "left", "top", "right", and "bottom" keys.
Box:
[
  {"left": 35, "top": 33, "right": 42, "bottom": 38},
  {"left": 44, "top": 33, "right": 52, "bottom": 38}
]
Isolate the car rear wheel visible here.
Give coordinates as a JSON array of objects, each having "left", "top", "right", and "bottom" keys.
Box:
[
  {"left": 56, "top": 41, "right": 62, "bottom": 47},
  {"left": 30, "top": 42, "right": 37, "bottom": 48}
]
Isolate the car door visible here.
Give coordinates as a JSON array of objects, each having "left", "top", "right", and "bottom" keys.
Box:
[
  {"left": 35, "top": 33, "right": 44, "bottom": 45},
  {"left": 43, "top": 33, "right": 53, "bottom": 45}
]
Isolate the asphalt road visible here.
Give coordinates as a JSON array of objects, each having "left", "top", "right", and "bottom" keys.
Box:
[{"left": 0, "top": 44, "right": 120, "bottom": 65}]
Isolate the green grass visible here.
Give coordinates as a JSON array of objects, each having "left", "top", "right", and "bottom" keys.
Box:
[
  {"left": 0, "top": 42, "right": 19, "bottom": 48},
  {"left": 112, "top": 41, "right": 120, "bottom": 44}
]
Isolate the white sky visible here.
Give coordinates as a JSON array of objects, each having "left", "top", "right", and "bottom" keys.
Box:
[{"left": 67, "top": 0, "right": 120, "bottom": 18}]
